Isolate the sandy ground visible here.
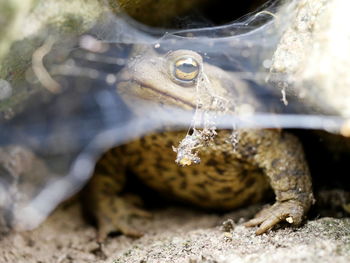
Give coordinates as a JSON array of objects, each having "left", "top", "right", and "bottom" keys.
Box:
[{"left": 1, "top": 200, "right": 350, "bottom": 263}]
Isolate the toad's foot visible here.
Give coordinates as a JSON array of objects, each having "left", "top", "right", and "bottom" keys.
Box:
[
  {"left": 96, "top": 195, "right": 152, "bottom": 242},
  {"left": 244, "top": 200, "right": 305, "bottom": 235}
]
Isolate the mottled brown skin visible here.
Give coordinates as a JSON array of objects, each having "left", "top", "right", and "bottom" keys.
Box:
[{"left": 84, "top": 49, "right": 315, "bottom": 240}]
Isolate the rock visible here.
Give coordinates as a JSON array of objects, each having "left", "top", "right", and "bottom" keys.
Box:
[{"left": 269, "top": 0, "right": 350, "bottom": 118}]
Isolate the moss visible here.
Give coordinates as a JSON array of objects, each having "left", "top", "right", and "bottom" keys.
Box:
[
  {"left": 0, "top": 0, "right": 105, "bottom": 119},
  {"left": 0, "top": 0, "right": 37, "bottom": 61}
]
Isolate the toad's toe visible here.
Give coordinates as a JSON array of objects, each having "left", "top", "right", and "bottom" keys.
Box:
[
  {"left": 244, "top": 200, "right": 305, "bottom": 235},
  {"left": 95, "top": 196, "right": 152, "bottom": 242}
]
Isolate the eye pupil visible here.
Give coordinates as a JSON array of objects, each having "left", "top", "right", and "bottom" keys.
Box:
[
  {"left": 173, "top": 57, "right": 200, "bottom": 83},
  {"left": 177, "top": 63, "right": 197, "bottom": 73}
]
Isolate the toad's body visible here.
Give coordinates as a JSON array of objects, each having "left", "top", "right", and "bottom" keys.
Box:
[{"left": 85, "top": 49, "right": 314, "bottom": 240}]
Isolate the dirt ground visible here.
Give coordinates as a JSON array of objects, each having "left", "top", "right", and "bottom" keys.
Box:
[{"left": 1, "top": 200, "right": 350, "bottom": 263}]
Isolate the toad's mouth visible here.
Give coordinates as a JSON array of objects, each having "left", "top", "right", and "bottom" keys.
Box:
[{"left": 118, "top": 78, "right": 197, "bottom": 109}]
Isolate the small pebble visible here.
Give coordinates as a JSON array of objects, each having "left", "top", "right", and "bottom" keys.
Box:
[
  {"left": 223, "top": 232, "right": 233, "bottom": 241},
  {"left": 286, "top": 216, "right": 294, "bottom": 224},
  {"left": 221, "top": 218, "right": 235, "bottom": 232}
]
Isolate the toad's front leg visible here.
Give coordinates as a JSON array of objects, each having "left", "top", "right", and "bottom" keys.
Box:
[
  {"left": 236, "top": 130, "right": 315, "bottom": 234},
  {"left": 82, "top": 149, "right": 151, "bottom": 242}
]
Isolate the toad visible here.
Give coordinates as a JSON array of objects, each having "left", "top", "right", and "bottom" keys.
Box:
[{"left": 83, "top": 49, "right": 315, "bottom": 240}]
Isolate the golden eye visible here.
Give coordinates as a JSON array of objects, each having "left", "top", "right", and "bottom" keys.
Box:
[{"left": 173, "top": 57, "right": 199, "bottom": 83}]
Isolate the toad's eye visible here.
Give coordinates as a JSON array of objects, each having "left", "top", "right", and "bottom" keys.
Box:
[{"left": 173, "top": 57, "right": 200, "bottom": 83}]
